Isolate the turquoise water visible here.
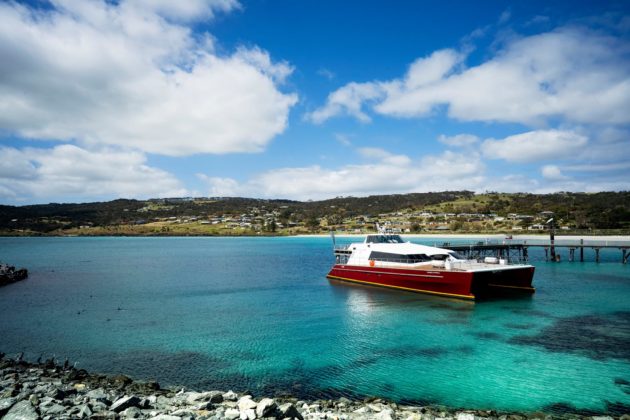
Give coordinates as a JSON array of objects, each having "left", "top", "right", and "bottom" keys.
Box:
[{"left": 0, "top": 236, "right": 629, "bottom": 414}]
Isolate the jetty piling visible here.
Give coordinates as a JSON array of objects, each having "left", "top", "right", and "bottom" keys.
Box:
[{"left": 445, "top": 239, "right": 630, "bottom": 264}]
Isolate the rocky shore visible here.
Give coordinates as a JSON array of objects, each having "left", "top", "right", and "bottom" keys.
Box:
[
  {"left": 0, "top": 355, "right": 627, "bottom": 420},
  {"left": 0, "top": 263, "right": 28, "bottom": 288}
]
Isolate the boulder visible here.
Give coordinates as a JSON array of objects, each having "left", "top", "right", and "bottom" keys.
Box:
[
  {"left": 457, "top": 414, "right": 476, "bottom": 420},
  {"left": 223, "top": 390, "right": 238, "bottom": 401},
  {"left": 3, "top": 400, "right": 39, "bottom": 420},
  {"left": 148, "top": 415, "right": 181, "bottom": 420},
  {"left": 225, "top": 407, "right": 240, "bottom": 420},
  {"left": 121, "top": 406, "right": 142, "bottom": 418},
  {"left": 238, "top": 396, "right": 258, "bottom": 411},
  {"left": 74, "top": 404, "right": 93, "bottom": 419},
  {"left": 111, "top": 395, "right": 142, "bottom": 412},
  {"left": 278, "top": 402, "right": 303, "bottom": 420},
  {"left": 91, "top": 411, "right": 120, "bottom": 419},
  {"left": 241, "top": 407, "right": 256, "bottom": 420},
  {"left": 87, "top": 388, "right": 109, "bottom": 400},
  {"left": 0, "top": 397, "right": 17, "bottom": 416},
  {"left": 41, "top": 402, "right": 66, "bottom": 416},
  {"left": 256, "top": 397, "right": 277, "bottom": 418}
]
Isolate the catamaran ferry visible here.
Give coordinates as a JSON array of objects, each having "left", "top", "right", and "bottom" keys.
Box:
[{"left": 327, "top": 233, "right": 535, "bottom": 300}]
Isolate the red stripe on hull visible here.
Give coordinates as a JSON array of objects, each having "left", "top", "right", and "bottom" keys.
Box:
[{"left": 327, "top": 264, "right": 535, "bottom": 300}]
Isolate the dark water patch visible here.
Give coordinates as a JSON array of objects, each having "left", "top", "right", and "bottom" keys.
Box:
[
  {"left": 606, "top": 401, "right": 630, "bottom": 416},
  {"left": 542, "top": 402, "right": 601, "bottom": 416},
  {"left": 383, "top": 345, "right": 473, "bottom": 359},
  {"left": 386, "top": 346, "right": 447, "bottom": 359},
  {"left": 348, "top": 355, "right": 380, "bottom": 369},
  {"left": 614, "top": 378, "right": 630, "bottom": 394},
  {"left": 509, "top": 311, "right": 630, "bottom": 361},
  {"left": 96, "top": 349, "right": 232, "bottom": 387},
  {"left": 470, "top": 332, "right": 503, "bottom": 340},
  {"left": 503, "top": 323, "right": 536, "bottom": 330},
  {"left": 507, "top": 308, "right": 554, "bottom": 318}
]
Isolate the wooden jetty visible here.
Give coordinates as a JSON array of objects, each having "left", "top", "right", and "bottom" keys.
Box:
[{"left": 439, "top": 239, "right": 630, "bottom": 264}]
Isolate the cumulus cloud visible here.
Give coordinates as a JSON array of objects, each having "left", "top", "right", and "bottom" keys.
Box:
[
  {"left": 198, "top": 150, "right": 485, "bottom": 200},
  {"left": 0, "top": 145, "right": 187, "bottom": 202},
  {"left": 305, "top": 82, "right": 383, "bottom": 123},
  {"left": 541, "top": 165, "right": 568, "bottom": 180},
  {"left": 481, "top": 129, "right": 587, "bottom": 163},
  {"left": 0, "top": 0, "right": 297, "bottom": 156},
  {"left": 310, "top": 26, "right": 630, "bottom": 126}
]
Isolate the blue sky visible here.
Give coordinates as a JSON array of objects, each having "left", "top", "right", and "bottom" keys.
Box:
[{"left": 0, "top": 0, "right": 629, "bottom": 204}]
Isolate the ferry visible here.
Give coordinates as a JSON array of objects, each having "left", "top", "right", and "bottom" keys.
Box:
[{"left": 327, "top": 232, "right": 535, "bottom": 300}]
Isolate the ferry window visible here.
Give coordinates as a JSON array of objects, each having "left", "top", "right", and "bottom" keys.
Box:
[
  {"left": 449, "top": 252, "right": 465, "bottom": 260},
  {"left": 366, "top": 235, "right": 405, "bottom": 243},
  {"left": 430, "top": 254, "right": 449, "bottom": 261},
  {"left": 369, "top": 251, "right": 430, "bottom": 263}
]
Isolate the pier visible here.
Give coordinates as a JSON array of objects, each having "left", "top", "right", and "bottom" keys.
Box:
[{"left": 439, "top": 239, "right": 630, "bottom": 264}]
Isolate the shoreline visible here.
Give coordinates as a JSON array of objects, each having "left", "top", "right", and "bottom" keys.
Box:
[
  {"left": 0, "top": 355, "right": 627, "bottom": 419},
  {"left": 1, "top": 233, "right": 628, "bottom": 241}
]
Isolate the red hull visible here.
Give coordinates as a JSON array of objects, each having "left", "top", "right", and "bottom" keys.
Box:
[{"left": 327, "top": 264, "right": 535, "bottom": 300}]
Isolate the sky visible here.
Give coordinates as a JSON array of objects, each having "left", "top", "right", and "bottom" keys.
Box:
[{"left": 0, "top": 0, "right": 629, "bottom": 205}]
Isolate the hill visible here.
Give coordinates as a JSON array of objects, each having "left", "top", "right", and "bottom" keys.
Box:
[{"left": 1, "top": 191, "right": 628, "bottom": 235}]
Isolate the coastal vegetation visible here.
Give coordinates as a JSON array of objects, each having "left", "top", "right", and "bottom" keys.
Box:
[{"left": 1, "top": 191, "right": 628, "bottom": 236}]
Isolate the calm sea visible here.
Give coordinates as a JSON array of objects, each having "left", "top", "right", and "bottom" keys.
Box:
[{"left": 0, "top": 236, "right": 629, "bottom": 414}]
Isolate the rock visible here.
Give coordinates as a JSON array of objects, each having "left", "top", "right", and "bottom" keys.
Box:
[
  {"left": 87, "top": 388, "right": 109, "bottom": 400},
  {"left": 73, "top": 383, "right": 86, "bottom": 391},
  {"left": 0, "top": 397, "right": 17, "bottom": 416},
  {"left": 225, "top": 407, "right": 240, "bottom": 420},
  {"left": 75, "top": 404, "right": 93, "bottom": 418},
  {"left": 3, "top": 400, "right": 39, "bottom": 420},
  {"left": 111, "top": 395, "right": 142, "bottom": 413},
  {"left": 338, "top": 397, "right": 352, "bottom": 405},
  {"left": 91, "top": 401, "right": 110, "bottom": 413},
  {"left": 186, "top": 390, "right": 223, "bottom": 404},
  {"left": 121, "top": 406, "right": 142, "bottom": 418},
  {"left": 457, "top": 413, "right": 476, "bottom": 420},
  {"left": 240, "top": 407, "right": 256, "bottom": 420},
  {"left": 148, "top": 415, "right": 181, "bottom": 420},
  {"left": 91, "top": 411, "right": 121, "bottom": 419},
  {"left": 223, "top": 390, "right": 238, "bottom": 401},
  {"left": 238, "top": 396, "right": 258, "bottom": 411},
  {"left": 278, "top": 402, "right": 303, "bottom": 420},
  {"left": 41, "top": 402, "right": 66, "bottom": 415},
  {"left": 111, "top": 374, "right": 133, "bottom": 388},
  {"left": 375, "top": 408, "right": 394, "bottom": 420},
  {"left": 256, "top": 397, "right": 277, "bottom": 417},
  {"left": 127, "top": 380, "right": 160, "bottom": 394}
]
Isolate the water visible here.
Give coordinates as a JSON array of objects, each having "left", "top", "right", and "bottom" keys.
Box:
[{"left": 0, "top": 236, "right": 629, "bottom": 414}]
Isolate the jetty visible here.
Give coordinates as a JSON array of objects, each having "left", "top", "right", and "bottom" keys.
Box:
[{"left": 440, "top": 238, "right": 630, "bottom": 264}]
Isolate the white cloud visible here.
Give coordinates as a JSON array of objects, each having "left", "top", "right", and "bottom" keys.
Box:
[
  {"left": 438, "top": 134, "right": 480, "bottom": 147},
  {"left": 310, "top": 26, "right": 630, "bottom": 126},
  {"left": 132, "top": 0, "right": 240, "bottom": 22},
  {"left": 334, "top": 133, "right": 352, "bottom": 146},
  {"left": 198, "top": 150, "right": 485, "bottom": 200},
  {"left": 0, "top": 145, "right": 187, "bottom": 202},
  {"left": 541, "top": 165, "right": 568, "bottom": 180},
  {"left": 305, "top": 82, "right": 383, "bottom": 124},
  {"left": 357, "top": 147, "right": 412, "bottom": 165},
  {"left": 481, "top": 129, "right": 587, "bottom": 163},
  {"left": 0, "top": 0, "right": 297, "bottom": 156}
]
